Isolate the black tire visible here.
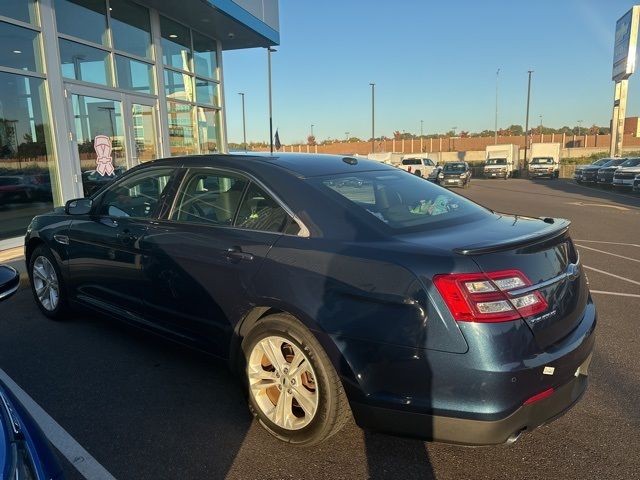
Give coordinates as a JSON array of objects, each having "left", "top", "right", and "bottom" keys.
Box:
[
  {"left": 28, "top": 245, "right": 70, "bottom": 320},
  {"left": 414, "top": 169, "right": 422, "bottom": 177},
  {"left": 241, "top": 314, "right": 351, "bottom": 446}
]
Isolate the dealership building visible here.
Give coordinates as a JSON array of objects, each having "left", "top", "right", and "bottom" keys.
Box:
[{"left": 0, "top": 0, "right": 279, "bottom": 247}]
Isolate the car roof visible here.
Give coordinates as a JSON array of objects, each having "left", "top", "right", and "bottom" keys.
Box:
[{"left": 145, "top": 153, "right": 394, "bottom": 178}]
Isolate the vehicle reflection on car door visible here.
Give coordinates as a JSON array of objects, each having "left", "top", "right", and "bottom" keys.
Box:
[
  {"left": 142, "top": 170, "right": 298, "bottom": 356},
  {"left": 66, "top": 168, "right": 175, "bottom": 319}
]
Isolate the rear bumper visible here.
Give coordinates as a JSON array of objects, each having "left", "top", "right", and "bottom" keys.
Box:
[{"left": 351, "top": 369, "right": 588, "bottom": 445}]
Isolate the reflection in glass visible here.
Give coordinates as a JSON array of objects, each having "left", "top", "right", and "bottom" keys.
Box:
[
  {"left": 115, "top": 55, "right": 154, "bottom": 94},
  {"left": 193, "top": 32, "right": 217, "bottom": 79},
  {"left": 167, "top": 101, "right": 196, "bottom": 155},
  {"left": 197, "top": 107, "right": 219, "bottom": 153},
  {"left": 0, "top": 71, "right": 59, "bottom": 241},
  {"left": 0, "top": 21, "right": 41, "bottom": 72},
  {"left": 54, "top": 0, "right": 107, "bottom": 46},
  {"left": 195, "top": 78, "right": 218, "bottom": 106},
  {"left": 164, "top": 69, "right": 192, "bottom": 102},
  {"left": 71, "top": 94, "right": 126, "bottom": 196},
  {"left": 0, "top": 0, "right": 38, "bottom": 25},
  {"left": 160, "top": 16, "right": 191, "bottom": 71},
  {"left": 109, "top": 0, "right": 151, "bottom": 59},
  {"left": 131, "top": 104, "right": 157, "bottom": 163},
  {"left": 59, "top": 38, "right": 111, "bottom": 85}
]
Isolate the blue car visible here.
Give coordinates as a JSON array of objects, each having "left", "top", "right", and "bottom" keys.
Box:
[
  {"left": 0, "top": 265, "right": 64, "bottom": 479},
  {"left": 24, "top": 154, "right": 595, "bottom": 446}
]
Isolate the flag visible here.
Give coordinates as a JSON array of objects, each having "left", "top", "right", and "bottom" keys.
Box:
[{"left": 274, "top": 129, "right": 281, "bottom": 150}]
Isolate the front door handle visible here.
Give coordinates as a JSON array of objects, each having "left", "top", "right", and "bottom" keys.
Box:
[{"left": 224, "top": 247, "right": 254, "bottom": 262}]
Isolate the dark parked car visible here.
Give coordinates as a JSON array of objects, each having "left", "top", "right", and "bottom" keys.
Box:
[
  {"left": 611, "top": 158, "right": 640, "bottom": 188},
  {"left": 0, "top": 265, "right": 64, "bottom": 480},
  {"left": 439, "top": 161, "right": 472, "bottom": 188},
  {"left": 574, "top": 158, "right": 613, "bottom": 184},
  {"left": 633, "top": 173, "right": 640, "bottom": 193},
  {"left": 25, "top": 154, "right": 595, "bottom": 446},
  {"left": 596, "top": 158, "right": 627, "bottom": 186}
]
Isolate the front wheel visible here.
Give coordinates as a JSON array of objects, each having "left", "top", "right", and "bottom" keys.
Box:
[
  {"left": 28, "top": 245, "right": 70, "bottom": 320},
  {"left": 242, "top": 314, "right": 350, "bottom": 446}
]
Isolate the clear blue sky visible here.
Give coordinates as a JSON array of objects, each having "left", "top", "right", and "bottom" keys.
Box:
[{"left": 222, "top": 0, "right": 640, "bottom": 145}]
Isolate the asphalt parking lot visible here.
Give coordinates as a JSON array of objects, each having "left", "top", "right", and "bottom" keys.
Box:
[{"left": 1, "top": 178, "right": 639, "bottom": 480}]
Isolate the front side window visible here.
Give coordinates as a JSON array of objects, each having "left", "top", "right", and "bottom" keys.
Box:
[
  {"left": 172, "top": 171, "right": 248, "bottom": 225},
  {"left": 235, "top": 183, "right": 289, "bottom": 233},
  {"left": 317, "top": 170, "right": 486, "bottom": 230},
  {"left": 98, "top": 168, "right": 173, "bottom": 218}
]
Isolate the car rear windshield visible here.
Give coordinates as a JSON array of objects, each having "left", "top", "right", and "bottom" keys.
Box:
[
  {"left": 315, "top": 170, "right": 487, "bottom": 230},
  {"left": 620, "top": 158, "right": 640, "bottom": 167},
  {"left": 531, "top": 157, "right": 553, "bottom": 164},
  {"left": 486, "top": 158, "right": 507, "bottom": 165}
]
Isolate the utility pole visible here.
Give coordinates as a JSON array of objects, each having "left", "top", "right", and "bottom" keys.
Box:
[
  {"left": 495, "top": 68, "right": 500, "bottom": 144},
  {"left": 524, "top": 70, "right": 533, "bottom": 171},
  {"left": 369, "top": 83, "right": 375, "bottom": 153},
  {"left": 267, "top": 47, "right": 276, "bottom": 154},
  {"left": 420, "top": 119, "right": 424, "bottom": 137},
  {"left": 238, "top": 92, "right": 246, "bottom": 152}
]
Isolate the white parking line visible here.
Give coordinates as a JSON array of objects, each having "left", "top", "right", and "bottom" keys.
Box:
[
  {"left": 583, "top": 265, "right": 640, "bottom": 287},
  {"left": 0, "top": 369, "right": 117, "bottom": 480},
  {"left": 576, "top": 244, "right": 640, "bottom": 263},
  {"left": 591, "top": 290, "right": 640, "bottom": 299},
  {"left": 574, "top": 239, "right": 640, "bottom": 248}
]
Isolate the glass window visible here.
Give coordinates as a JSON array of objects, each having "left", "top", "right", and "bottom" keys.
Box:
[
  {"left": 0, "top": 21, "right": 41, "bottom": 72},
  {"left": 115, "top": 55, "right": 154, "bottom": 94},
  {"left": 54, "top": 0, "right": 107, "bottom": 46},
  {"left": 109, "top": 0, "right": 151, "bottom": 59},
  {"left": 0, "top": 71, "right": 59, "bottom": 241},
  {"left": 0, "top": 0, "right": 38, "bottom": 25},
  {"left": 197, "top": 107, "right": 219, "bottom": 153},
  {"left": 167, "top": 101, "right": 196, "bottom": 155},
  {"left": 235, "top": 183, "right": 289, "bottom": 233},
  {"left": 160, "top": 16, "right": 191, "bottom": 71},
  {"left": 164, "top": 69, "right": 192, "bottom": 102},
  {"left": 98, "top": 168, "right": 173, "bottom": 218},
  {"left": 59, "top": 38, "right": 111, "bottom": 85},
  {"left": 131, "top": 104, "right": 158, "bottom": 163},
  {"left": 172, "top": 172, "right": 248, "bottom": 225},
  {"left": 70, "top": 94, "right": 126, "bottom": 196},
  {"left": 195, "top": 78, "right": 218, "bottom": 106},
  {"left": 193, "top": 31, "right": 217, "bottom": 79},
  {"left": 317, "top": 171, "right": 486, "bottom": 231}
]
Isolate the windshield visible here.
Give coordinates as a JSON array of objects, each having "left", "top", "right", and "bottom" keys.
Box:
[
  {"left": 593, "top": 158, "right": 611, "bottom": 166},
  {"left": 443, "top": 163, "right": 466, "bottom": 173},
  {"left": 531, "top": 157, "right": 554, "bottom": 164},
  {"left": 620, "top": 158, "right": 640, "bottom": 167},
  {"left": 486, "top": 158, "right": 507, "bottom": 165},
  {"left": 602, "top": 159, "right": 625, "bottom": 167},
  {"left": 316, "top": 170, "right": 486, "bottom": 230}
]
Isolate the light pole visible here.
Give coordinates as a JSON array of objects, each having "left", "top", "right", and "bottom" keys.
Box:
[
  {"left": 420, "top": 120, "right": 424, "bottom": 137},
  {"left": 495, "top": 68, "right": 500, "bottom": 144},
  {"left": 369, "top": 82, "right": 375, "bottom": 153},
  {"left": 524, "top": 70, "right": 533, "bottom": 170},
  {"left": 267, "top": 47, "right": 276, "bottom": 154},
  {"left": 345, "top": 131, "right": 350, "bottom": 141},
  {"left": 311, "top": 124, "right": 314, "bottom": 138},
  {"left": 238, "top": 92, "right": 246, "bottom": 152},
  {"left": 577, "top": 120, "right": 583, "bottom": 136}
]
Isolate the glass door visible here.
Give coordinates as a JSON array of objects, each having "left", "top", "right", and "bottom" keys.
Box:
[{"left": 66, "top": 85, "right": 160, "bottom": 197}]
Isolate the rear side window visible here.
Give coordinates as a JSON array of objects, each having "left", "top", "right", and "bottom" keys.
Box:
[
  {"left": 402, "top": 159, "right": 422, "bottom": 166},
  {"left": 317, "top": 170, "right": 486, "bottom": 230},
  {"left": 235, "top": 183, "right": 290, "bottom": 233},
  {"left": 172, "top": 171, "right": 248, "bottom": 225}
]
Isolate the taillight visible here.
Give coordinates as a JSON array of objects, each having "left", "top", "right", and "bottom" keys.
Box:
[
  {"left": 408, "top": 166, "right": 412, "bottom": 172},
  {"left": 523, "top": 387, "right": 554, "bottom": 405},
  {"left": 433, "top": 269, "right": 548, "bottom": 323}
]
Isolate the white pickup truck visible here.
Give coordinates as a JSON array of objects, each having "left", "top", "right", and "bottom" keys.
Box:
[{"left": 398, "top": 156, "right": 437, "bottom": 178}]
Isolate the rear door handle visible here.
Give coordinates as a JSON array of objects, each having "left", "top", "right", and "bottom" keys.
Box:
[{"left": 224, "top": 247, "right": 254, "bottom": 262}]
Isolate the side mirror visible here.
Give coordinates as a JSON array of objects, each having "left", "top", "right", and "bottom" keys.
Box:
[
  {"left": 0, "top": 265, "right": 19, "bottom": 301},
  {"left": 65, "top": 198, "right": 93, "bottom": 215}
]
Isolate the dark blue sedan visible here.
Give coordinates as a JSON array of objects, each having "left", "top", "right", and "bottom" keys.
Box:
[
  {"left": 0, "top": 265, "right": 64, "bottom": 479},
  {"left": 24, "top": 154, "right": 595, "bottom": 446}
]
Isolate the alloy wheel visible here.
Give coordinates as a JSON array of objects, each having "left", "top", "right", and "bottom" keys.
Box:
[
  {"left": 32, "top": 256, "right": 59, "bottom": 312},
  {"left": 247, "top": 335, "right": 319, "bottom": 431}
]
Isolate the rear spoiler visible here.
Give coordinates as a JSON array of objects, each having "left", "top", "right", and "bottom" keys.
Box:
[{"left": 454, "top": 218, "right": 571, "bottom": 255}]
